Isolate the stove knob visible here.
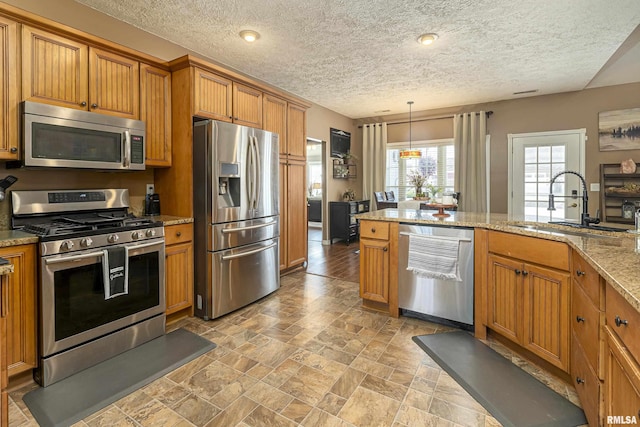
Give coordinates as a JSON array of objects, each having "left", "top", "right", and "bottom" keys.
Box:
[
  {"left": 131, "top": 231, "right": 142, "bottom": 240},
  {"left": 80, "top": 237, "right": 93, "bottom": 248},
  {"left": 61, "top": 240, "right": 74, "bottom": 251},
  {"left": 145, "top": 229, "right": 156, "bottom": 238},
  {"left": 107, "top": 234, "right": 119, "bottom": 243}
]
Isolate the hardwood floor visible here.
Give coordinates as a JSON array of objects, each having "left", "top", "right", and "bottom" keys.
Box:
[{"left": 306, "top": 226, "right": 360, "bottom": 283}]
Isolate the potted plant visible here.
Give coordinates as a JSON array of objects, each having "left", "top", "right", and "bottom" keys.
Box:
[{"left": 407, "top": 170, "right": 428, "bottom": 200}]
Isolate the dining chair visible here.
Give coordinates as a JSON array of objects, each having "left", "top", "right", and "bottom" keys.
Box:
[{"left": 385, "top": 191, "right": 396, "bottom": 202}]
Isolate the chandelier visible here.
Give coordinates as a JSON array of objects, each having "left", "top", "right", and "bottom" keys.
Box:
[{"left": 399, "top": 101, "right": 421, "bottom": 159}]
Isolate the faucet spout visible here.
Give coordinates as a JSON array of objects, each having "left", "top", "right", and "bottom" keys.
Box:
[{"left": 548, "top": 170, "right": 599, "bottom": 227}]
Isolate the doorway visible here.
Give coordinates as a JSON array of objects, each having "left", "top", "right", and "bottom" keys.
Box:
[
  {"left": 508, "top": 129, "right": 586, "bottom": 221},
  {"left": 306, "top": 138, "right": 324, "bottom": 245}
]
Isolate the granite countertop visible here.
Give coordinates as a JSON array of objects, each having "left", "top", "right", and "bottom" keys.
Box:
[
  {"left": 0, "top": 230, "right": 40, "bottom": 248},
  {"left": 145, "top": 215, "right": 194, "bottom": 226},
  {"left": 0, "top": 259, "right": 13, "bottom": 275},
  {"left": 357, "top": 208, "right": 640, "bottom": 313}
]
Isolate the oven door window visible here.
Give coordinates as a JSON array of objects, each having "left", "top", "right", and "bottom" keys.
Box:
[{"left": 53, "top": 250, "right": 160, "bottom": 341}]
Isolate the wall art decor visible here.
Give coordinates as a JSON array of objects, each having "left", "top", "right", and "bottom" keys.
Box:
[{"left": 599, "top": 107, "right": 640, "bottom": 151}]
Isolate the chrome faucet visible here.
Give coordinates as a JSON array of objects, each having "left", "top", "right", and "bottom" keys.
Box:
[{"left": 548, "top": 170, "right": 599, "bottom": 227}]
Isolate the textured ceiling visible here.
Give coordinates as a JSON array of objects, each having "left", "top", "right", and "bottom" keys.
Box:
[{"left": 74, "top": 0, "right": 640, "bottom": 119}]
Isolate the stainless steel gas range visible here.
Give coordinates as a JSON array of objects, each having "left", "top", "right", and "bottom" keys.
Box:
[{"left": 11, "top": 189, "right": 166, "bottom": 386}]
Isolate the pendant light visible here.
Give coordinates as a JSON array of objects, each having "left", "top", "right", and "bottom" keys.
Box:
[{"left": 399, "top": 101, "right": 421, "bottom": 159}]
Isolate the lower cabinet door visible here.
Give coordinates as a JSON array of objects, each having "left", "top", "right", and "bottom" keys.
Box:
[
  {"left": 571, "top": 333, "right": 600, "bottom": 427},
  {"left": 604, "top": 327, "right": 640, "bottom": 426},
  {"left": 522, "top": 262, "right": 570, "bottom": 371},
  {"left": 359, "top": 238, "right": 389, "bottom": 303},
  {"left": 165, "top": 241, "right": 193, "bottom": 315},
  {"left": 487, "top": 253, "right": 522, "bottom": 344}
]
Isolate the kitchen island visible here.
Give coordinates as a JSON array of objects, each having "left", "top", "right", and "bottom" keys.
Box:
[{"left": 356, "top": 208, "right": 640, "bottom": 426}]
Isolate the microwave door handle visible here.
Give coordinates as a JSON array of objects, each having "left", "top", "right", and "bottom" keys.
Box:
[{"left": 123, "top": 130, "right": 131, "bottom": 168}]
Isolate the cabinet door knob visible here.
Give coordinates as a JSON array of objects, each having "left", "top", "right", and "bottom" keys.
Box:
[
  {"left": 176, "top": 231, "right": 182, "bottom": 237},
  {"left": 522, "top": 270, "right": 528, "bottom": 276},
  {"left": 383, "top": 247, "right": 388, "bottom": 252},
  {"left": 615, "top": 315, "right": 629, "bottom": 327},
  {"left": 91, "top": 103, "right": 98, "bottom": 109},
  {"left": 576, "top": 316, "right": 585, "bottom": 323},
  {"left": 10, "top": 147, "right": 17, "bottom": 153},
  {"left": 515, "top": 269, "right": 521, "bottom": 275},
  {"left": 576, "top": 270, "right": 586, "bottom": 277},
  {"left": 80, "top": 101, "right": 87, "bottom": 107},
  {"left": 371, "top": 228, "right": 376, "bottom": 233},
  {"left": 576, "top": 377, "right": 585, "bottom": 385}
]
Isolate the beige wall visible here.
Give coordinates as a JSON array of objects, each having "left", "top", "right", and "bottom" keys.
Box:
[{"left": 356, "top": 82, "right": 640, "bottom": 214}]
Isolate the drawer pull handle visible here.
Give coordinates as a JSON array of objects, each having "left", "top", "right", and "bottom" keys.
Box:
[
  {"left": 515, "top": 269, "right": 521, "bottom": 275},
  {"left": 576, "top": 316, "right": 585, "bottom": 323},
  {"left": 576, "top": 270, "right": 586, "bottom": 277},
  {"left": 176, "top": 231, "right": 182, "bottom": 237},
  {"left": 576, "top": 377, "right": 585, "bottom": 385},
  {"left": 371, "top": 228, "right": 376, "bottom": 233},
  {"left": 615, "top": 315, "right": 629, "bottom": 327}
]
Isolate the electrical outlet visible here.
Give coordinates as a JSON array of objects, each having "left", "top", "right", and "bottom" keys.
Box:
[
  {"left": 146, "top": 184, "right": 155, "bottom": 195},
  {"left": 590, "top": 183, "right": 600, "bottom": 192}
]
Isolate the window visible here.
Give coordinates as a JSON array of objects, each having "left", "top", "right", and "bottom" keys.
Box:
[{"left": 386, "top": 139, "right": 454, "bottom": 201}]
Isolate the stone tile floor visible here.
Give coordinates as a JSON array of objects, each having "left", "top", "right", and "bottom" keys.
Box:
[{"left": 9, "top": 271, "right": 581, "bottom": 426}]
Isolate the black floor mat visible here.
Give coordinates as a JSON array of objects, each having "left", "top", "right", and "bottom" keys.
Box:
[
  {"left": 24, "top": 328, "right": 216, "bottom": 427},
  {"left": 413, "top": 331, "right": 586, "bottom": 427}
]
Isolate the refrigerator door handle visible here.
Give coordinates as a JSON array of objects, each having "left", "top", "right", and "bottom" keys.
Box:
[
  {"left": 221, "top": 220, "right": 276, "bottom": 233},
  {"left": 221, "top": 242, "right": 277, "bottom": 261},
  {"left": 246, "top": 135, "right": 254, "bottom": 209},
  {"left": 253, "top": 136, "right": 262, "bottom": 210}
]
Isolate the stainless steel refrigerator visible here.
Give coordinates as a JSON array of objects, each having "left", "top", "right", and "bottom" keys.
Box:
[{"left": 193, "top": 119, "right": 280, "bottom": 319}]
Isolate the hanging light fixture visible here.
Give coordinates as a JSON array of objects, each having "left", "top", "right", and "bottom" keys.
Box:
[{"left": 399, "top": 101, "right": 421, "bottom": 159}]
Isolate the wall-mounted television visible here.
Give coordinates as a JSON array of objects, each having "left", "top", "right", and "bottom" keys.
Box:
[{"left": 330, "top": 128, "right": 351, "bottom": 158}]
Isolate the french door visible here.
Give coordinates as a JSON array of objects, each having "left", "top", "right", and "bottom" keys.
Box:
[{"left": 508, "top": 129, "right": 585, "bottom": 221}]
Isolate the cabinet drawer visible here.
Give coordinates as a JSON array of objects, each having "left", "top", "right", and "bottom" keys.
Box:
[
  {"left": 572, "top": 280, "right": 604, "bottom": 378},
  {"left": 360, "top": 221, "right": 389, "bottom": 240},
  {"left": 165, "top": 223, "right": 194, "bottom": 246},
  {"left": 488, "top": 231, "right": 569, "bottom": 271},
  {"left": 571, "top": 334, "right": 600, "bottom": 427},
  {"left": 572, "top": 250, "right": 602, "bottom": 308},
  {"left": 606, "top": 282, "right": 640, "bottom": 360}
]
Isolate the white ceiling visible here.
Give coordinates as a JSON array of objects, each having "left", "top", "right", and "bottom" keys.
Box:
[{"left": 73, "top": 0, "right": 640, "bottom": 119}]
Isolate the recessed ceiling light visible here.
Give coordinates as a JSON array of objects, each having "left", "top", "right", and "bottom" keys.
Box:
[
  {"left": 239, "top": 30, "right": 260, "bottom": 42},
  {"left": 417, "top": 33, "right": 438, "bottom": 45}
]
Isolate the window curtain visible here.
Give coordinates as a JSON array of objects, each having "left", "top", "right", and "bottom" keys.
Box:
[
  {"left": 454, "top": 112, "right": 487, "bottom": 212},
  {"left": 362, "top": 123, "right": 388, "bottom": 204}
]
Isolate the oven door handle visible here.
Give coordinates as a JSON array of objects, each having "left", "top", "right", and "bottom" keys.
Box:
[
  {"left": 45, "top": 251, "right": 105, "bottom": 264},
  {"left": 221, "top": 220, "right": 275, "bottom": 234},
  {"left": 126, "top": 240, "right": 164, "bottom": 251},
  {"left": 221, "top": 242, "right": 277, "bottom": 261}
]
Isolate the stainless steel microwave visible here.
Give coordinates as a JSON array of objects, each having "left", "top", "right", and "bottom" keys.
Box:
[{"left": 22, "top": 101, "right": 146, "bottom": 170}]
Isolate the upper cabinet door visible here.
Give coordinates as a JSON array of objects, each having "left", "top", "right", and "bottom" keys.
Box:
[
  {"left": 287, "top": 103, "right": 306, "bottom": 160},
  {"left": 193, "top": 68, "right": 232, "bottom": 122},
  {"left": 263, "top": 94, "right": 287, "bottom": 156},
  {"left": 88, "top": 47, "right": 139, "bottom": 119},
  {"left": 0, "top": 17, "right": 18, "bottom": 160},
  {"left": 141, "top": 63, "right": 172, "bottom": 167},
  {"left": 232, "top": 83, "right": 262, "bottom": 128},
  {"left": 22, "top": 25, "right": 89, "bottom": 110}
]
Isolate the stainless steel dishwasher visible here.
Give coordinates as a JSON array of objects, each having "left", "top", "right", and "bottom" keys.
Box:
[{"left": 398, "top": 223, "right": 474, "bottom": 329}]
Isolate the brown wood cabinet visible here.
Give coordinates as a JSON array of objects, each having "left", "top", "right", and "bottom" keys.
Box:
[
  {"left": 0, "top": 17, "right": 18, "bottom": 161},
  {"left": 193, "top": 67, "right": 262, "bottom": 127},
  {"left": 287, "top": 103, "right": 307, "bottom": 161},
  {"left": 263, "top": 94, "right": 287, "bottom": 156},
  {"left": 604, "top": 326, "right": 640, "bottom": 426},
  {"left": 0, "top": 265, "right": 13, "bottom": 427},
  {"left": 0, "top": 245, "right": 37, "bottom": 381},
  {"left": 359, "top": 220, "right": 398, "bottom": 317},
  {"left": 164, "top": 224, "right": 194, "bottom": 319},
  {"left": 280, "top": 158, "right": 307, "bottom": 269},
  {"left": 22, "top": 26, "right": 139, "bottom": 118},
  {"left": 486, "top": 231, "right": 570, "bottom": 372},
  {"left": 141, "top": 63, "right": 172, "bottom": 167}
]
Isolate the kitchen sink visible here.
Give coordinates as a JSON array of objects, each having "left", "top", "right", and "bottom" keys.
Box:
[
  {"left": 547, "top": 221, "right": 628, "bottom": 233},
  {"left": 509, "top": 224, "right": 612, "bottom": 239}
]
